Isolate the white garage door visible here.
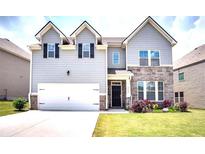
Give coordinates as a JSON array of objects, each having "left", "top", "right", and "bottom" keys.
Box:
[{"left": 38, "top": 83, "right": 99, "bottom": 111}]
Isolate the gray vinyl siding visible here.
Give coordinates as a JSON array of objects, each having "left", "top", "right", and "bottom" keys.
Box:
[
  {"left": 127, "top": 23, "right": 172, "bottom": 66},
  {"left": 42, "top": 28, "right": 61, "bottom": 44},
  {"left": 31, "top": 28, "right": 106, "bottom": 93},
  {"left": 107, "top": 47, "right": 126, "bottom": 69}
]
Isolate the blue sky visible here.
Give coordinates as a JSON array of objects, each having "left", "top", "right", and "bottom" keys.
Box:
[{"left": 0, "top": 16, "right": 204, "bottom": 61}]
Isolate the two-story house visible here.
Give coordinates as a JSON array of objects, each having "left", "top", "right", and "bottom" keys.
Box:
[
  {"left": 174, "top": 44, "right": 205, "bottom": 109},
  {"left": 29, "top": 16, "right": 177, "bottom": 110}
]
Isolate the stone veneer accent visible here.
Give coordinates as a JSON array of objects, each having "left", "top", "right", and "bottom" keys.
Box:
[
  {"left": 128, "top": 66, "right": 174, "bottom": 103},
  {"left": 108, "top": 80, "right": 126, "bottom": 108},
  {"left": 30, "top": 94, "right": 38, "bottom": 110},
  {"left": 100, "top": 95, "right": 106, "bottom": 110}
]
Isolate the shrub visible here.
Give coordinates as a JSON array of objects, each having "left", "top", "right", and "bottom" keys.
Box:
[
  {"left": 13, "top": 97, "right": 27, "bottom": 111},
  {"left": 163, "top": 100, "right": 172, "bottom": 108},
  {"left": 153, "top": 103, "right": 159, "bottom": 110},
  {"left": 179, "top": 101, "right": 188, "bottom": 112},
  {"left": 174, "top": 103, "right": 180, "bottom": 111},
  {"left": 130, "top": 100, "right": 147, "bottom": 113},
  {"left": 144, "top": 100, "right": 154, "bottom": 112}
]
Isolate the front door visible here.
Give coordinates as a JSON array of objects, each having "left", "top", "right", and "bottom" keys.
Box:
[{"left": 112, "top": 85, "right": 121, "bottom": 107}]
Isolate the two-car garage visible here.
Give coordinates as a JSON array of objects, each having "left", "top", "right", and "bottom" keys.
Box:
[{"left": 37, "top": 83, "right": 100, "bottom": 111}]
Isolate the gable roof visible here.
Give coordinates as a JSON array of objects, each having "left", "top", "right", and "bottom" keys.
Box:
[
  {"left": 122, "top": 16, "right": 177, "bottom": 46},
  {"left": 174, "top": 44, "right": 205, "bottom": 70},
  {"left": 70, "top": 21, "right": 101, "bottom": 38},
  {"left": 35, "top": 21, "right": 71, "bottom": 44},
  {"left": 0, "top": 38, "right": 30, "bottom": 61}
]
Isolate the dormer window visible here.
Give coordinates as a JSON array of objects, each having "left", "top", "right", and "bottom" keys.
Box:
[
  {"left": 47, "top": 43, "right": 55, "bottom": 58},
  {"left": 82, "top": 43, "right": 90, "bottom": 58}
]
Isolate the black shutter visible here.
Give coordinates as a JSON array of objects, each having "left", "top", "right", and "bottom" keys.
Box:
[
  {"left": 78, "top": 43, "right": 82, "bottom": 58},
  {"left": 55, "top": 43, "right": 59, "bottom": 58},
  {"left": 90, "top": 43, "right": 94, "bottom": 58},
  {"left": 43, "top": 43, "right": 47, "bottom": 58}
]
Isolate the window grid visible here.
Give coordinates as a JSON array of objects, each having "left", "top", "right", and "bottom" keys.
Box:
[
  {"left": 82, "top": 43, "right": 90, "bottom": 58},
  {"left": 47, "top": 43, "right": 55, "bottom": 58},
  {"left": 179, "top": 72, "right": 184, "bottom": 81},
  {"left": 139, "top": 50, "right": 160, "bottom": 66},
  {"left": 112, "top": 51, "right": 120, "bottom": 65},
  {"left": 137, "top": 81, "right": 163, "bottom": 101}
]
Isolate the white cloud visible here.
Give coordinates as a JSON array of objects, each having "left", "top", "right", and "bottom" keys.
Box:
[
  {"left": 0, "top": 16, "right": 47, "bottom": 52},
  {"left": 90, "top": 16, "right": 146, "bottom": 37},
  {"left": 172, "top": 16, "right": 205, "bottom": 62}
]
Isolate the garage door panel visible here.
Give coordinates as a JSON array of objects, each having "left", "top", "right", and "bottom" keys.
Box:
[{"left": 38, "top": 83, "right": 99, "bottom": 111}]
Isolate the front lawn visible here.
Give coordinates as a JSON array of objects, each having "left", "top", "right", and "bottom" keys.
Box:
[
  {"left": 0, "top": 101, "right": 29, "bottom": 117},
  {"left": 93, "top": 109, "right": 205, "bottom": 137}
]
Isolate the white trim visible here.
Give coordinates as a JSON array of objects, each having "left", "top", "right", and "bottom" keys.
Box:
[
  {"left": 47, "top": 43, "right": 55, "bottom": 58},
  {"left": 123, "top": 17, "right": 177, "bottom": 46},
  {"left": 137, "top": 81, "right": 164, "bottom": 101},
  {"left": 28, "top": 51, "right": 33, "bottom": 108},
  {"left": 127, "top": 64, "right": 173, "bottom": 67},
  {"left": 105, "top": 45, "right": 108, "bottom": 109},
  {"left": 35, "top": 22, "right": 66, "bottom": 40},
  {"left": 112, "top": 50, "right": 120, "bottom": 65},
  {"left": 155, "top": 81, "right": 158, "bottom": 101},
  {"left": 138, "top": 50, "right": 161, "bottom": 66},
  {"left": 144, "top": 81, "right": 147, "bottom": 99},
  {"left": 126, "top": 44, "right": 128, "bottom": 70},
  {"left": 59, "top": 45, "right": 76, "bottom": 50},
  {"left": 71, "top": 22, "right": 101, "bottom": 38},
  {"left": 96, "top": 45, "right": 107, "bottom": 50},
  {"left": 111, "top": 81, "right": 123, "bottom": 108},
  {"left": 28, "top": 44, "right": 41, "bottom": 51}
]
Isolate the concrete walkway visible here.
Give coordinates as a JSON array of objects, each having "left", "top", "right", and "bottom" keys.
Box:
[{"left": 0, "top": 111, "right": 99, "bottom": 137}]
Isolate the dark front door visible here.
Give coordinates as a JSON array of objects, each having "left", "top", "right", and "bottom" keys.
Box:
[{"left": 112, "top": 86, "right": 121, "bottom": 107}]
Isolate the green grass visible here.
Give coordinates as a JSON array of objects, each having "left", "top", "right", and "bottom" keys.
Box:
[
  {"left": 0, "top": 101, "right": 29, "bottom": 117},
  {"left": 93, "top": 109, "right": 205, "bottom": 137}
]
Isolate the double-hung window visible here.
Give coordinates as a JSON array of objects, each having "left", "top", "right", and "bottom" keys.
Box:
[
  {"left": 82, "top": 43, "right": 90, "bottom": 58},
  {"left": 180, "top": 92, "right": 184, "bottom": 102},
  {"left": 139, "top": 51, "right": 148, "bottom": 66},
  {"left": 137, "top": 81, "right": 144, "bottom": 100},
  {"left": 137, "top": 81, "right": 163, "bottom": 101},
  {"left": 112, "top": 51, "right": 120, "bottom": 65},
  {"left": 47, "top": 43, "right": 55, "bottom": 58},
  {"left": 175, "top": 92, "right": 179, "bottom": 103},
  {"left": 158, "top": 82, "right": 164, "bottom": 100},
  {"left": 178, "top": 72, "right": 184, "bottom": 81},
  {"left": 139, "top": 50, "right": 160, "bottom": 66},
  {"left": 151, "top": 51, "right": 160, "bottom": 66},
  {"left": 146, "top": 81, "right": 155, "bottom": 100},
  {"left": 175, "top": 91, "right": 184, "bottom": 102}
]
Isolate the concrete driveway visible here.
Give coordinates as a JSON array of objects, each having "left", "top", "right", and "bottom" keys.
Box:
[{"left": 0, "top": 111, "right": 99, "bottom": 137}]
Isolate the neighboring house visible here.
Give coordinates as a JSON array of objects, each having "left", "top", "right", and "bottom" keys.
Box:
[
  {"left": 0, "top": 38, "right": 30, "bottom": 100},
  {"left": 29, "top": 16, "right": 177, "bottom": 110},
  {"left": 174, "top": 45, "right": 205, "bottom": 108}
]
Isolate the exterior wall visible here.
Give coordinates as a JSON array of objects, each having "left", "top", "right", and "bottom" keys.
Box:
[
  {"left": 107, "top": 47, "right": 126, "bottom": 69},
  {"left": 128, "top": 66, "right": 174, "bottom": 103},
  {"left": 108, "top": 80, "right": 126, "bottom": 108},
  {"left": 0, "top": 49, "right": 30, "bottom": 100},
  {"left": 31, "top": 27, "right": 106, "bottom": 94},
  {"left": 174, "top": 62, "right": 205, "bottom": 108},
  {"left": 127, "top": 23, "right": 172, "bottom": 66}
]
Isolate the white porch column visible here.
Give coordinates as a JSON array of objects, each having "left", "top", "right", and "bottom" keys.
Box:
[{"left": 126, "top": 79, "right": 130, "bottom": 97}]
